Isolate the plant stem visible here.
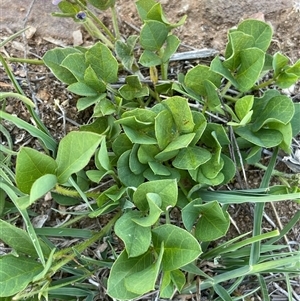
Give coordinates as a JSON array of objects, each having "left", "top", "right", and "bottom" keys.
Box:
[
  {"left": 75, "top": 0, "right": 115, "bottom": 42},
  {"left": 220, "top": 80, "right": 233, "bottom": 97},
  {"left": 52, "top": 211, "right": 121, "bottom": 270},
  {"left": 253, "top": 78, "right": 275, "bottom": 90},
  {"left": 84, "top": 18, "right": 114, "bottom": 49},
  {"left": 110, "top": 5, "right": 120, "bottom": 40},
  {"left": 6, "top": 57, "right": 44, "bottom": 64}
]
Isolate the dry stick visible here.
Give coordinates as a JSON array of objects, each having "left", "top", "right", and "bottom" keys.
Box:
[{"left": 269, "top": 201, "right": 293, "bottom": 252}]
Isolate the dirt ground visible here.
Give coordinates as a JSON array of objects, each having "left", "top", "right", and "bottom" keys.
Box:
[{"left": 1, "top": 0, "right": 300, "bottom": 300}]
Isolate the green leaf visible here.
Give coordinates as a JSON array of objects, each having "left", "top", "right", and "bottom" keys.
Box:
[
  {"left": 268, "top": 122, "right": 293, "bottom": 153},
  {"left": 273, "top": 52, "right": 289, "bottom": 77},
  {"left": 85, "top": 42, "right": 118, "bottom": 83},
  {"left": 117, "top": 150, "right": 145, "bottom": 187},
  {"left": 194, "top": 201, "right": 230, "bottom": 241},
  {"left": 129, "top": 144, "right": 147, "bottom": 175},
  {"left": 16, "top": 147, "right": 57, "bottom": 194},
  {"left": 291, "top": 103, "right": 300, "bottom": 137},
  {"left": 155, "top": 133, "right": 195, "bottom": 161},
  {"left": 107, "top": 250, "right": 152, "bottom": 300},
  {"left": 201, "top": 123, "right": 230, "bottom": 148},
  {"left": 56, "top": 131, "right": 102, "bottom": 183},
  {"left": 162, "top": 35, "right": 180, "bottom": 62},
  {"left": 133, "top": 179, "right": 177, "bottom": 211},
  {"left": 220, "top": 154, "right": 236, "bottom": 184},
  {"left": 123, "top": 126, "right": 157, "bottom": 144},
  {"left": 287, "top": 58, "right": 300, "bottom": 76},
  {"left": 190, "top": 111, "right": 207, "bottom": 145},
  {"left": 203, "top": 80, "right": 222, "bottom": 112},
  {"left": 251, "top": 95, "right": 295, "bottom": 131},
  {"left": 0, "top": 255, "right": 43, "bottom": 297},
  {"left": 119, "top": 75, "right": 149, "bottom": 100},
  {"left": 235, "top": 95, "right": 254, "bottom": 120},
  {"left": 160, "top": 271, "right": 173, "bottom": 298},
  {"left": 112, "top": 133, "right": 133, "bottom": 157},
  {"left": 115, "top": 211, "right": 151, "bottom": 257},
  {"left": 125, "top": 243, "right": 164, "bottom": 294},
  {"left": 132, "top": 193, "right": 163, "bottom": 227},
  {"left": 115, "top": 35, "right": 139, "bottom": 71},
  {"left": 146, "top": 3, "right": 186, "bottom": 28},
  {"left": 121, "top": 107, "right": 157, "bottom": 123},
  {"left": 87, "top": 0, "right": 115, "bottom": 10},
  {"left": 0, "top": 220, "right": 45, "bottom": 257},
  {"left": 67, "top": 82, "right": 97, "bottom": 96},
  {"left": 182, "top": 198, "right": 203, "bottom": 232},
  {"left": 170, "top": 269, "right": 186, "bottom": 292},
  {"left": 224, "top": 31, "right": 255, "bottom": 70},
  {"left": 143, "top": 166, "right": 180, "bottom": 182},
  {"left": 93, "top": 97, "right": 116, "bottom": 116},
  {"left": 235, "top": 126, "right": 282, "bottom": 148},
  {"left": 195, "top": 168, "right": 224, "bottom": 186},
  {"left": 140, "top": 20, "right": 168, "bottom": 51},
  {"left": 29, "top": 174, "right": 57, "bottom": 205},
  {"left": 84, "top": 66, "right": 107, "bottom": 93},
  {"left": 148, "top": 161, "right": 171, "bottom": 176},
  {"left": 58, "top": 0, "right": 79, "bottom": 14},
  {"left": 201, "top": 151, "right": 224, "bottom": 179},
  {"left": 210, "top": 56, "right": 239, "bottom": 87},
  {"left": 60, "top": 52, "right": 87, "bottom": 82},
  {"left": 136, "top": 0, "right": 157, "bottom": 21},
  {"left": 76, "top": 94, "right": 105, "bottom": 111},
  {"left": 139, "top": 50, "right": 162, "bottom": 67},
  {"left": 97, "top": 138, "right": 111, "bottom": 171},
  {"left": 184, "top": 65, "right": 222, "bottom": 96},
  {"left": 155, "top": 109, "right": 176, "bottom": 149},
  {"left": 137, "top": 144, "right": 159, "bottom": 164},
  {"left": 43, "top": 48, "right": 80, "bottom": 84},
  {"left": 237, "top": 19, "right": 273, "bottom": 51},
  {"left": 276, "top": 71, "right": 299, "bottom": 88},
  {"left": 152, "top": 224, "right": 202, "bottom": 271},
  {"left": 251, "top": 90, "right": 281, "bottom": 120},
  {"left": 235, "top": 48, "right": 265, "bottom": 92},
  {"left": 172, "top": 146, "right": 211, "bottom": 170},
  {"left": 163, "top": 96, "right": 195, "bottom": 133}
]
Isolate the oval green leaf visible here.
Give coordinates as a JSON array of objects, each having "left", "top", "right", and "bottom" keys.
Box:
[
  {"left": 152, "top": 224, "right": 202, "bottom": 271},
  {"left": 16, "top": 147, "right": 57, "bottom": 194},
  {"left": 55, "top": 131, "right": 102, "bottom": 183},
  {"left": 140, "top": 20, "right": 168, "bottom": 51}
]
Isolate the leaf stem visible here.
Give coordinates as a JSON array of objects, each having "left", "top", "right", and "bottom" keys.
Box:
[
  {"left": 253, "top": 78, "right": 275, "bottom": 90},
  {"left": 6, "top": 57, "right": 44, "bottom": 65}
]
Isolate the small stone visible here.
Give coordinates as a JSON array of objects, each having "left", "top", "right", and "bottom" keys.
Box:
[{"left": 5, "top": 105, "right": 14, "bottom": 114}]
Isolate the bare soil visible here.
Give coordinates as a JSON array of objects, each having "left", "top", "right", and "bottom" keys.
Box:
[{"left": 0, "top": 0, "right": 300, "bottom": 300}]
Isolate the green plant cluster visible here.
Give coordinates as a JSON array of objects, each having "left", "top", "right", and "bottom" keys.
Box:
[{"left": 0, "top": 0, "right": 300, "bottom": 300}]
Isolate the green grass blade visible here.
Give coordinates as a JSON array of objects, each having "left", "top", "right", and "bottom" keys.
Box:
[
  {"left": 34, "top": 227, "right": 93, "bottom": 238},
  {"left": 257, "top": 274, "right": 270, "bottom": 301},
  {"left": 0, "top": 182, "right": 46, "bottom": 266},
  {"left": 265, "top": 210, "right": 300, "bottom": 245},
  {"left": 214, "top": 283, "right": 233, "bottom": 300},
  {"left": 250, "top": 147, "right": 278, "bottom": 265},
  {"left": 0, "top": 27, "right": 29, "bottom": 47},
  {"left": 0, "top": 111, "right": 57, "bottom": 153},
  {"left": 202, "top": 230, "right": 279, "bottom": 260},
  {"left": 68, "top": 177, "right": 93, "bottom": 211},
  {"left": 0, "top": 92, "right": 35, "bottom": 107},
  {"left": 0, "top": 54, "right": 51, "bottom": 136}
]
